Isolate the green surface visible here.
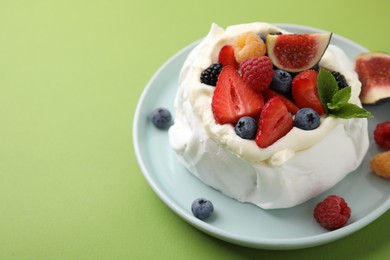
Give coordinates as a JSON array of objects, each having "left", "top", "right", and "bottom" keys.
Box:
[{"left": 0, "top": 0, "right": 389, "bottom": 259}]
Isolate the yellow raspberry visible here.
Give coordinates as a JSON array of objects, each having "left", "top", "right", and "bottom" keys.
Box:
[
  {"left": 233, "top": 32, "right": 266, "bottom": 64},
  {"left": 370, "top": 150, "right": 390, "bottom": 178}
]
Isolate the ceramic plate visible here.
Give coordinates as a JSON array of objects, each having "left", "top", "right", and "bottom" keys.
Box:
[{"left": 133, "top": 24, "right": 390, "bottom": 250}]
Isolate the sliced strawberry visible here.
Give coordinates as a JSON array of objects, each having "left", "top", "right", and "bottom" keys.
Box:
[
  {"left": 255, "top": 97, "right": 293, "bottom": 148},
  {"left": 212, "top": 66, "right": 264, "bottom": 125},
  {"left": 292, "top": 70, "right": 325, "bottom": 115},
  {"left": 218, "top": 45, "right": 239, "bottom": 68},
  {"left": 263, "top": 88, "right": 299, "bottom": 115}
]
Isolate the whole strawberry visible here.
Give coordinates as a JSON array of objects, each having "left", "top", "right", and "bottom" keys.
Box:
[
  {"left": 314, "top": 195, "right": 351, "bottom": 230},
  {"left": 240, "top": 56, "right": 274, "bottom": 92}
]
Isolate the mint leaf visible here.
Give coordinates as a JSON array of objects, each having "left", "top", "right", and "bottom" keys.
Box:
[
  {"left": 327, "top": 86, "right": 351, "bottom": 110},
  {"left": 329, "top": 103, "right": 373, "bottom": 118},
  {"left": 317, "top": 68, "right": 338, "bottom": 113}
]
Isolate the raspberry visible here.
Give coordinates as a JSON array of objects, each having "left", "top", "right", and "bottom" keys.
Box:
[
  {"left": 233, "top": 32, "right": 266, "bottom": 63},
  {"left": 374, "top": 121, "right": 390, "bottom": 150},
  {"left": 240, "top": 56, "right": 274, "bottom": 92},
  {"left": 370, "top": 150, "right": 390, "bottom": 178},
  {"left": 314, "top": 195, "right": 351, "bottom": 230}
]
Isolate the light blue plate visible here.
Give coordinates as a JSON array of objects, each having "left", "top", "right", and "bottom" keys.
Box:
[{"left": 133, "top": 24, "right": 390, "bottom": 250}]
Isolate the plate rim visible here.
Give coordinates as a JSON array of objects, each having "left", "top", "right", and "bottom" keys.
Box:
[{"left": 133, "top": 23, "right": 390, "bottom": 250}]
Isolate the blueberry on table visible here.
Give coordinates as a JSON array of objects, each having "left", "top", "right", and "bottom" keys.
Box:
[
  {"left": 294, "top": 108, "right": 321, "bottom": 130},
  {"left": 191, "top": 198, "right": 214, "bottom": 220},
  {"left": 150, "top": 107, "right": 172, "bottom": 129}
]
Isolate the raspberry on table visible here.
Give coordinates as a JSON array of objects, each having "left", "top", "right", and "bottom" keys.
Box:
[
  {"left": 233, "top": 32, "right": 266, "bottom": 63},
  {"left": 374, "top": 121, "right": 390, "bottom": 150},
  {"left": 313, "top": 195, "right": 351, "bottom": 230},
  {"left": 240, "top": 56, "right": 274, "bottom": 92},
  {"left": 370, "top": 150, "right": 390, "bottom": 178}
]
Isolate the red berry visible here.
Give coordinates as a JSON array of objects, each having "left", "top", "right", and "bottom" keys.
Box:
[
  {"left": 262, "top": 88, "right": 299, "bottom": 115},
  {"left": 292, "top": 70, "right": 325, "bottom": 115},
  {"left": 240, "top": 56, "right": 274, "bottom": 92},
  {"left": 218, "top": 45, "right": 238, "bottom": 68},
  {"left": 255, "top": 97, "right": 293, "bottom": 148},
  {"left": 374, "top": 121, "right": 390, "bottom": 150},
  {"left": 211, "top": 66, "right": 264, "bottom": 125},
  {"left": 314, "top": 195, "right": 351, "bottom": 230}
]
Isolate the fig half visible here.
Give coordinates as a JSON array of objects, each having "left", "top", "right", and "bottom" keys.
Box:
[
  {"left": 355, "top": 52, "right": 390, "bottom": 104},
  {"left": 267, "top": 33, "right": 332, "bottom": 73}
]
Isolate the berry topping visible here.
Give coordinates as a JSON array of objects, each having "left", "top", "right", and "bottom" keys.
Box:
[
  {"left": 191, "top": 198, "right": 214, "bottom": 220},
  {"left": 150, "top": 107, "right": 172, "bottom": 129},
  {"left": 240, "top": 56, "right": 274, "bottom": 92},
  {"left": 218, "top": 45, "right": 238, "bottom": 68},
  {"left": 314, "top": 195, "right": 351, "bottom": 230},
  {"left": 262, "top": 88, "right": 299, "bottom": 115},
  {"left": 233, "top": 32, "right": 266, "bottom": 63},
  {"left": 374, "top": 121, "right": 390, "bottom": 150},
  {"left": 292, "top": 70, "right": 325, "bottom": 115},
  {"left": 270, "top": 69, "right": 293, "bottom": 94},
  {"left": 331, "top": 71, "right": 348, "bottom": 89},
  {"left": 294, "top": 108, "right": 321, "bottom": 130},
  {"left": 370, "top": 151, "right": 390, "bottom": 178},
  {"left": 200, "top": 63, "right": 223, "bottom": 86},
  {"left": 255, "top": 97, "right": 293, "bottom": 148},
  {"left": 235, "top": 116, "right": 258, "bottom": 140},
  {"left": 211, "top": 66, "right": 264, "bottom": 125}
]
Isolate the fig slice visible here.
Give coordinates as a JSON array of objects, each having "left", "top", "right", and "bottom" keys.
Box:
[
  {"left": 355, "top": 52, "right": 390, "bottom": 104},
  {"left": 267, "top": 33, "right": 332, "bottom": 73}
]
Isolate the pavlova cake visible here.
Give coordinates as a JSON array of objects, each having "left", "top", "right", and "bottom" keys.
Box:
[{"left": 168, "top": 22, "right": 371, "bottom": 209}]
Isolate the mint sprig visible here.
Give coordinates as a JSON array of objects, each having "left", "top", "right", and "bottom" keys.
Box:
[{"left": 317, "top": 68, "right": 372, "bottom": 118}]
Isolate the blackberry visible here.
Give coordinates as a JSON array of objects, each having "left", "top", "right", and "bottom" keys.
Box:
[
  {"left": 331, "top": 71, "right": 348, "bottom": 89},
  {"left": 200, "top": 63, "right": 223, "bottom": 86}
]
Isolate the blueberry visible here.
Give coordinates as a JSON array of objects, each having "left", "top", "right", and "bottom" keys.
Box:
[
  {"left": 234, "top": 116, "right": 258, "bottom": 140},
  {"left": 150, "top": 107, "right": 172, "bottom": 129},
  {"left": 257, "top": 33, "right": 267, "bottom": 44},
  {"left": 294, "top": 108, "right": 321, "bottom": 130},
  {"left": 191, "top": 198, "right": 214, "bottom": 220},
  {"left": 270, "top": 69, "right": 292, "bottom": 94},
  {"left": 311, "top": 63, "right": 320, "bottom": 71}
]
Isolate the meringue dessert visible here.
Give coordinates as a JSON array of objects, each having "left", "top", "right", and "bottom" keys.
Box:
[{"left": 168, "top": 22, "right": 369, "bottom": 209}]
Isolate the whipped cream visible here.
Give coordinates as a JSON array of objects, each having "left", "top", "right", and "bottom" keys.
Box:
[{"left": 169, "top": 23, "right": 369, "bottom": 209}]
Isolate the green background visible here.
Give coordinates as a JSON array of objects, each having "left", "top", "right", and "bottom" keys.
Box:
[{"left": 1, "top": 0, "right": 389, "bottom": 259}]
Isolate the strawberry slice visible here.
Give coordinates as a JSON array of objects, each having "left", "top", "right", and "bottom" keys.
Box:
[
  {"left": 255, "top": 97, "right": 293, "bottom": 148},
  {"left": 263, "top": 88, "right": 299, "bottom": 115},
  {"left": 212, "top": 66, "right": 264, "bottom": 125},
  {"left": 292, "top": 70, "right": 325, "bottom": 115},
  {"left": 218, "top": 45, "right": 239, "bottom": 68}
]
